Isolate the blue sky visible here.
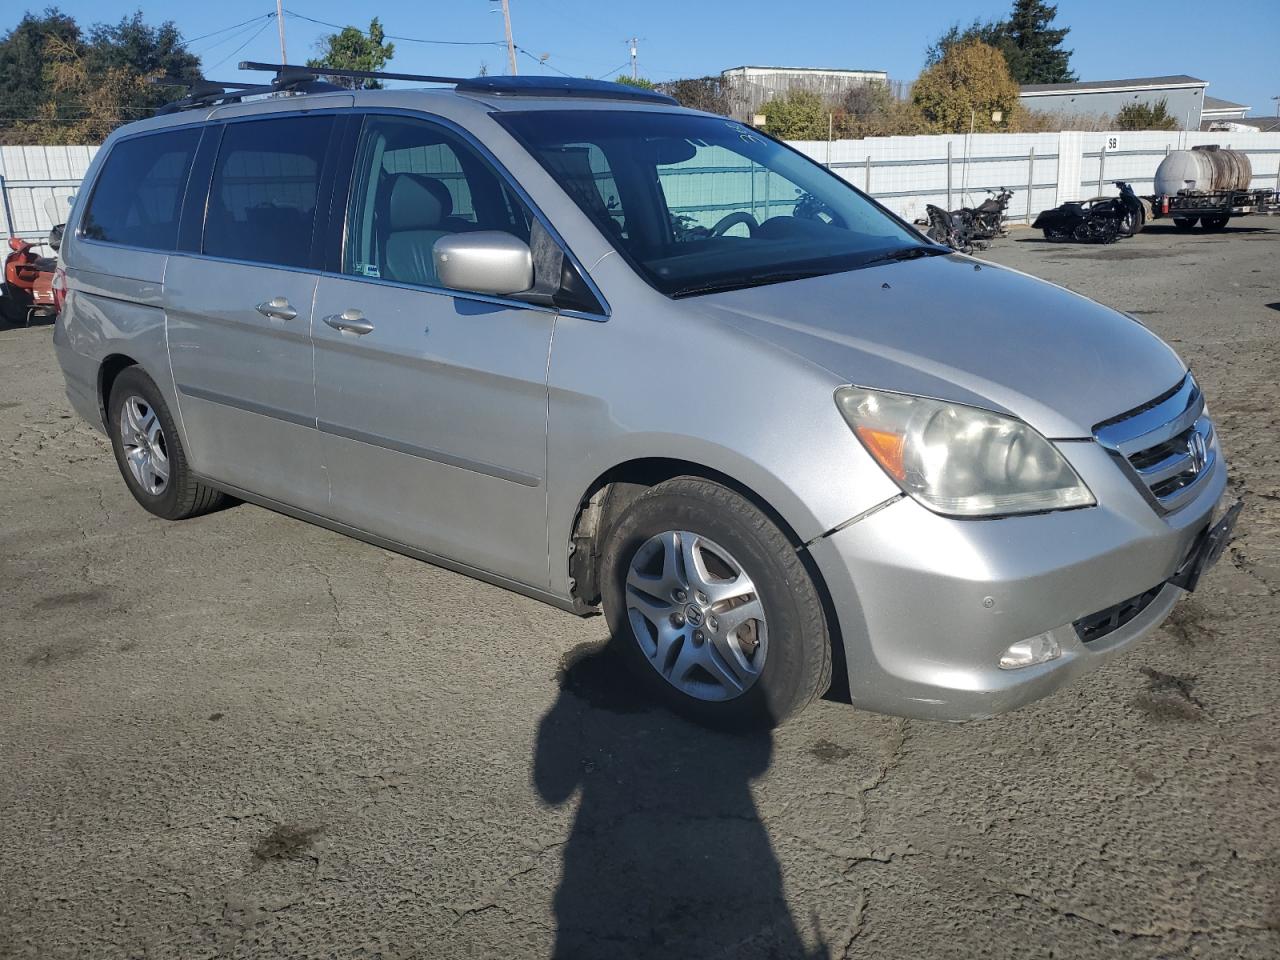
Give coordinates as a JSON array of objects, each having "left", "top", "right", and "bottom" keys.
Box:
[{"left": 16, "top": 0, "right": 1280, "bottom": 115}]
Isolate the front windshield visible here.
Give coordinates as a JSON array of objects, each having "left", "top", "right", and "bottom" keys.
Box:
[{"left": 497, "top": 110, "right": 927, "bottom": 297}]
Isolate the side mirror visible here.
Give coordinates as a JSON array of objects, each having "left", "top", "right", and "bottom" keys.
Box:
[
  {"left": 49, "top": 224, "right": 65, "bottom": 252},
  {"left": 433, "top": 231, "right": 533, "bottom": 297}
]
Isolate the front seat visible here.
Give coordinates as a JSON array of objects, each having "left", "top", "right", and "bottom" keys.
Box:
[{"left": 382, "top": 174, "right": 464, "bottom": 287}]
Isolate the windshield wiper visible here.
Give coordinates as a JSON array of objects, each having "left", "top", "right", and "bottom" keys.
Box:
[
  {"left": 669, "top": 269, "right": 830, "bottom": 299},
  {"left": 859, "top": 244, "right": 951, "bottom": 268}
]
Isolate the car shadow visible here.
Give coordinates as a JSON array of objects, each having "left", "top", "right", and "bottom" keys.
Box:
[
  {"left": 1139, "top": 223, "right": 1273, "bottom": 236},
  {"left": 533, "top": 639, "right": 824, "bottom": 959}
]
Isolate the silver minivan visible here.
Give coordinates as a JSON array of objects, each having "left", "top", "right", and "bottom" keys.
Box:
[{"left": 54, "top": 70, "right": 1238, "bottom": 726}]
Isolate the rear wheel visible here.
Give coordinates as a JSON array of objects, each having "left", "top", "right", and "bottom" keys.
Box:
[
  {"left": 1173, "top": 216, "right": 1199, "bottom": 230},
  {"left": 1200, "top": 214, "right": 1230, "bottom": 230},
  {"left": 107, "top": 367, "right": 227, "bottom": 520},
  {"left": 600, "top": 477, "right": 831, "bottom": 728}
]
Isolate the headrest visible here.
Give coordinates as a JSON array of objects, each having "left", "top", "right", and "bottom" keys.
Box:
[{"left": 387, "top": 174, "right": 454, "bottom": 231}]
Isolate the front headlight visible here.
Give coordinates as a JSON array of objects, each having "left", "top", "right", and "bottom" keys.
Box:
[{"left": 835, "top": 386, "right": 1095, "bottom": 517}]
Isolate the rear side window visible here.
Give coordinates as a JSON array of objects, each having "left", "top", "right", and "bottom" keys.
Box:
[
  {"left": 79, "top": 128, "right": 200, "bottom": 250},
  {"left": 203, "top": 116, "right": 334, "bottom": 269}
]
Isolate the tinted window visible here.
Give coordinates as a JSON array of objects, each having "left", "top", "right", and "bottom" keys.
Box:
[
  {"left": 203, "top": 116, "right": 334, "bottom": 269},
  {"left": 344, "top": 115, "right": 530, "bottom": 287},
  {"left": 80, "top": 128, "right": 200, "bottom": 250}
]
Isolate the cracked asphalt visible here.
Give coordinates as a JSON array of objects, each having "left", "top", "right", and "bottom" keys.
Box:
[{"left": 2, "top": 219, "right": 1278, "bottom": 959}]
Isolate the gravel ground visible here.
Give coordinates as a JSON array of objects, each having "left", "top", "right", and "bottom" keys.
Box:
[{"left": 2, "top": 219, "right": 1277, "bottom": 959}]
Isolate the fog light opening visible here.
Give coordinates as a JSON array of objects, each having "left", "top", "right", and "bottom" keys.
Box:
[{"left": 999, "top": 632, "right": 1062, "bottom": 670}]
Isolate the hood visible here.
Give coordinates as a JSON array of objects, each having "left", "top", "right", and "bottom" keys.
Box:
[{"left": 694, "top": 254, "right": 1186, "bottom": 438}]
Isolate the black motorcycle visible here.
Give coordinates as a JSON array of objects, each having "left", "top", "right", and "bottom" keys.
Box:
[
  {"left": 1033, "top": 181, "right": 1144, "bottom": 243},
  {"left": 962, "top": 188, "right": 1013, "bottom": 241},
  {"left": 923, "top": 203, "right": 986, "bottom": 254}
]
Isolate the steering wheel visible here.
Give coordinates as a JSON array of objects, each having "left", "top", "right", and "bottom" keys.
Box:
[{"left": 710, "top": 211, "right": 759, "bottom": 237}]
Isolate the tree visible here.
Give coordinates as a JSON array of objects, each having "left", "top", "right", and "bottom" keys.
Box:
[
  {"left": 1116, "top": 98, "right": 1179, "bottom": 131},
  {"left": 86, "top": 13, "right": 199, "bottom": 117},
  {"left": 925, "top": 19, "right": 1011, "bottom": 67},
  {"left": 19, "top": 32, "right": 149, "bottom": 144},
  {"left": 658, "top": 76, "right": 731, "bottom": 116},
  {"left": 759, "top": 90, "right": 829, "bottom": 140},
  {"left": 1005, "top": 0, "right": 1074, "bottom": 84},
  {"left": 912, "top": 40, "right": 1021, "bottom": 134},
  {"left": 0, "top": 10, "right": 83, "bottom": 134},
  {"left": 926, "top": 0, "right": 1074, "bottom": 85},
  {"left": 1, "top": 8, "right": 195, "bottom": 145},
  {"left": 307, "top": 18, "right": 394, "bottom": 89},
  {"left": 615, "top": 76, "right": 655, "bottom": 90}
]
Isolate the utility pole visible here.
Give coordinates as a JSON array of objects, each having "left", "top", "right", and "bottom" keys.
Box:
[
  {"left": 628, "top": 37, "right": 639, "bottom": 80},
  {"left": 500, "top": 0, "right": 518, "bottom": 75},
  {"left": 275, "top": 0, "right": 287, "bottom": 65}
]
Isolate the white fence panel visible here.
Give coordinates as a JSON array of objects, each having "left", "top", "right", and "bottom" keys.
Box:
[
  {"left": 0, "top": 145, "right": 100, "bottom": 249},
  {"left": 3, "top": 133, "right": 1278, "bottom": 253}
]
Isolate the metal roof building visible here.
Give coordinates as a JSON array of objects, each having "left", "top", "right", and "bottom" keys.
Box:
[{"left": 1018, "top": 75, "right": 1208, "bottom": 128}]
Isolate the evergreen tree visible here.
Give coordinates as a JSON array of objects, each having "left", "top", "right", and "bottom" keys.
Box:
[
  {"left": 307, "top": 19, "right": 395, "bottom": 90},
  {"left": 0, "top": 8, "right": 196, "bottom": 144},
  {"left": 926, "top": 0, "right": 1075, "bottom": 86},
  {"left": 1005, "top": 0, "right": 1075, "bottom": 84}
]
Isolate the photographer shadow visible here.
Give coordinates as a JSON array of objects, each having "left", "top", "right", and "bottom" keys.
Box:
[{"left": 533, "top": 640, "right": 822, "bottom": 959}]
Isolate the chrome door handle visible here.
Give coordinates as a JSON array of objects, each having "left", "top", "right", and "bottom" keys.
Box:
[
  {"left": 256, "top": 296, "right": 297, "bottom": 321},
  {"left": 323, "top": 309, "right": 374, "bottom": 335}
]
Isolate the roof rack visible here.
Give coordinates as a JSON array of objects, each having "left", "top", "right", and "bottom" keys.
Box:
[
  {"left": 153, "top": 62, "right": 679, "bottom": 116},
  {"left": 454, "top": 75, "right": 677, "bottom": 105},
  {"left": 240, "top": 61, "right": 465, "bottom": 86},
  {"left": 153, "top": 69, "right": 343, "bottom": 115},
  {"left": 240, "top": 61, "right": 679, "bottom": 105}
]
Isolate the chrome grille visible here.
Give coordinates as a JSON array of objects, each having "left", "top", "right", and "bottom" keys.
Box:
[{"left": 1094, "top": 375, "right": 1215, "bottom": 513}]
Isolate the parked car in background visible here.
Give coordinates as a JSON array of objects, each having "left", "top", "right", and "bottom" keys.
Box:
[{"left": 53, "top": 67, "right": 1238, "bottom": 726}]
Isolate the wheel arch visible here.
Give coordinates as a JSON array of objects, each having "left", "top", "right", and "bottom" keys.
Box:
[
  {"left": 566, "top": 456, "right": 849, "bottom": 699},
  {"left": 97, "top": 352, "right": 139, "bottom": 429}
]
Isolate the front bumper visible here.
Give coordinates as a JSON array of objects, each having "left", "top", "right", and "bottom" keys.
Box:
[{"left": 808, "top": 439, "right": 1229, "bottom": 721}]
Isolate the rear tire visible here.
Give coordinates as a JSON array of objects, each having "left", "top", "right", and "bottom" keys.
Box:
[
  {"left": 600, "top": 477, "right": 831, "bottom": 728},
  {"left": 1173, "top": 216, "right": 1198, "bottom": 230},
  {"left": 1200, "top": 214, "right": 1230, "bottom": 230},
  {"left": 107, "top": 366, "right": 227, "bottom": 520}
]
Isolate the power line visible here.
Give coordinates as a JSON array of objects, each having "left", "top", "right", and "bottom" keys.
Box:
[
  {"left": 206, "top": 17, "right": 276, "bottom": 71},
  {"left": 517, "top": 48, "right": 573, "bottom": 77},
  {"left": 283, "top": 10, "right": 506, "bottom": 47},
  {"left": 181, "top": 13, "right": 275, "bottom": 47},
  {"left": 187, "top": 16, "right": 277, "bottom": 56},
  {"left": 597, "top": 61, "right": 632, "bottom": 81}
]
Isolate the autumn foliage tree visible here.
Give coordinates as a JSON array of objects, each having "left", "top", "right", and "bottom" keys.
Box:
[
  {"left": 911, "top": 40, "right": 1021, "bottom": 133},
  {"left": 0, "top": 10, "right": 196, "bottom": 144}
]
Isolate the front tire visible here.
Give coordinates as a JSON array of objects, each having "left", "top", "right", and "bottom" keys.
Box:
[
  {"left": 600, "top": 477, "right": 831, "bottom": 728},
  {"left": 107, "top": 367, "right": 227, "bottom": 520}
]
